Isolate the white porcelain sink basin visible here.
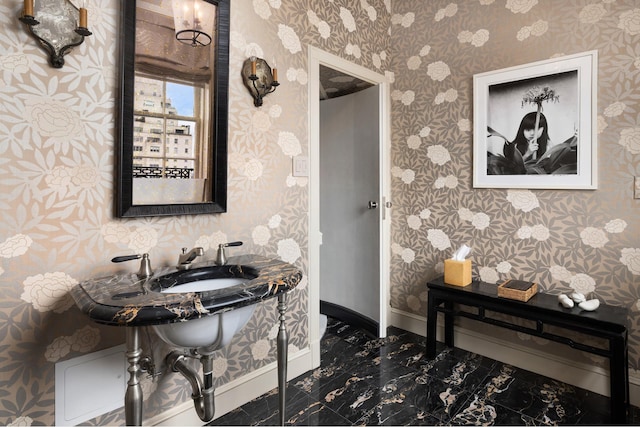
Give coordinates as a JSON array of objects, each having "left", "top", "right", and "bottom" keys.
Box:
[
  {"left": 150, "top": 268, "right": 258, "bottom": 350},
  {"left": 162, "top": 277, "right": 250, "bottom": 293}
]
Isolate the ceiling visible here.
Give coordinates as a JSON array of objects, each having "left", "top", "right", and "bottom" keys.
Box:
[{"left": 319, "top": 65, "right": 374, "bottom": 100}]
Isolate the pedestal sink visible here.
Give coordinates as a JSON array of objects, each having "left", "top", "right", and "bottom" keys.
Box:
[
  {"left": 148, "top": 266, "right": 261, "bottom": 423},
  {"left": 149, "top": 266, "right": 258, "bottom": 351},
  {"left": 71, "top": 255, "right": 302, "bottom": 426}
]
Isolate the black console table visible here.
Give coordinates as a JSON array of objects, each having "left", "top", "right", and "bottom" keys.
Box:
[{"left": 426, "top": 276, "right": 629, "bottom": 423}]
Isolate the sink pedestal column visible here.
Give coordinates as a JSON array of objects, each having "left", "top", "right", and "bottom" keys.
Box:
[
  {"left": 125, "top": 327, "right": 143, "bottom": 426},
  {"left": 122, "top": 294, "right": 290, "bottom": 426},
  {"left": 277, "top": 293, "right": 288, "bottom": 426}
]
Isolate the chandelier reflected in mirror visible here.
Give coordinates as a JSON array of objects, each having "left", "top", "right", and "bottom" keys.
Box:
[{"left": 171, "top": 0, "right": 215, "bottom": 47}]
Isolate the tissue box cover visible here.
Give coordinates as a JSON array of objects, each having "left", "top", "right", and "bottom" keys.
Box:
[{"left": 444, "top": 259, "right": 472, "bottom": 287}]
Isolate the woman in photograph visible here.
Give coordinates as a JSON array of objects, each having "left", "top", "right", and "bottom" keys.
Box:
[
  {"left": 487, "top": 111, "right": 577, "bottom": 175},
  {"left": 504, "top": 111, "right": 550, "bottom": 162}
]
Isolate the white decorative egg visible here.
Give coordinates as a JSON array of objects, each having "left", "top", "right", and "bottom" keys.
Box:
[{"left": 578, "top": 299, "right": 600, "bottom": 312}]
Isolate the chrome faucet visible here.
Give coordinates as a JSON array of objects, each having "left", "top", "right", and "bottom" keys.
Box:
[
  {"left": 177, "top": 247, "right": 204, "bottom": 270},
  {"left": 215, "top": 241, "right": 243, "bottom": 266}
]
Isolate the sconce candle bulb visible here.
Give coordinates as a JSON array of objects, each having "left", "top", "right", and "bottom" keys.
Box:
[
  {"left": 79, "top": 7, "right": 87, "bottom": 28},
  {"left": 250, "top": 56, "right": 257, "bottom": 76},
  {"left": 75, "top": 3, "right": 92, "bottom": 36},
  {"left": 20, "top": 0, "right": 39, "bottom": 25},
  {"left": 272, "top": 58, "right": 278, "bottom": 82},
  {"left": 242, "top": 56, "right": 280, "bottom": 107},
  {"left": 24, "top": 0, "right": 34, "bottom": 17}
]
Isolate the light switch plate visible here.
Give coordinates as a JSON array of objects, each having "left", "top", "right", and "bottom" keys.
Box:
[
  {"left": 635, "top": 176, "right": 640, "bottom": 199},
  {"left": 293, "top": 156, "right": 309, "bottom": 177}
]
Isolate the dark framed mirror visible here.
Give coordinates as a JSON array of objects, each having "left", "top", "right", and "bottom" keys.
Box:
[{"left": 117, "top": 0, "right": 229, "bottom": 217}]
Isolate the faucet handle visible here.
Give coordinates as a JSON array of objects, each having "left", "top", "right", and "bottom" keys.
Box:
[
  {"left": 112, "top": 253, "right": 153, "bottom": 279},
  {"left": 216, "top": 241, "right": 243, "bottom": 266},
  {"left": 112, "top": 254, "right": 142, "bottom": 263}
]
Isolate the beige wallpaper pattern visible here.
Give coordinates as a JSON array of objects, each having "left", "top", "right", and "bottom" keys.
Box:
[
  {"left": 0, "top": 0, "right": 639, "bottom": 425},
  {"left": 0, "top": 0, "right": 391, "bottom": 425},
  {"left": 389, "top": 0, "right": 640, "bottom": 375}
]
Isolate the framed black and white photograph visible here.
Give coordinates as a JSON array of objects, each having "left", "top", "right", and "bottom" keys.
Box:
[{"left": 473, "top": 51, "right": 598, "bottom": 189}]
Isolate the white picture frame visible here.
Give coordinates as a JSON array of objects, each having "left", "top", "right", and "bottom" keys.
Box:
[{"left": 473, "top": 50, "right": 598, "bottom": 189}]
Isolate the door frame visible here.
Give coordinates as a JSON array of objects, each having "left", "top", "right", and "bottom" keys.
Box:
[{"left": 308, "top": 46, "right": 391, "bottom": 368}]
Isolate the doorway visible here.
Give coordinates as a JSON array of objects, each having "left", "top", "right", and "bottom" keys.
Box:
[
  {"left": 308, "top": 46, "right": 391, "bottom": 368},
  {"left": 319, "top": 85, "right": 380, "bottom": 334}
]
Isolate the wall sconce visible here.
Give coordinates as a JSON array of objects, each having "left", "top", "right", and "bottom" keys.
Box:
[
  {"left": 19, "top": 0, "right": 92, "bottom": 68},
  {"left": 241, "top": 56, "right": 280, "bottom": 107},
  {"left": 171, "top": 0, "right": 215, "bottom": 47}
]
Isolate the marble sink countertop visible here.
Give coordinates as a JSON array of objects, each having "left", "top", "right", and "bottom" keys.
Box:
[{"left": 71, "top": 254, "right": 303, "bottom": 327}]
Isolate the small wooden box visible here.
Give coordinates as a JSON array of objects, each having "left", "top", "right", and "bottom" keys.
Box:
[
  {"left": 498, "top": 279, "right": 538, "bottom": 302},
  {"left": 444, "top": 259, "right": 472, "bottom": 287}
]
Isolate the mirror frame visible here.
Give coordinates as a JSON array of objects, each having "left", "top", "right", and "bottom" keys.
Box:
[{"left": 116, "top": 0, "right": 230, "bottom": 217}]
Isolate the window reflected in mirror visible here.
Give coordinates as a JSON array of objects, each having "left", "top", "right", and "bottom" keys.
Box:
[{"left": 132, "top": 75, "right": 212, "bottom": 204}]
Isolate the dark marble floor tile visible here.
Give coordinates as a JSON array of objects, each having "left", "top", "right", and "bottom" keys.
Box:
[
  {"left": 211, "top": 317, "right": 638, "bottom": 426},
  {"left": 319, "top": 332, "right": 342, "bottom": 352},
  {"left": 211, "top": 406, "right": 255, "bottom": 426},
  {"left": 419, "top": 349, "right": 493, "bottom": 392},
  {"left": 264, "top": 392, "right": 351, "bottom": 426},
  {"left": 343, "top": 329, "right": 377, "bottom": 347},
  {"left": 356, "top": 402, "right": 440, "bottom": 426},
  {"left": 325, "top": 318, "right": 372, "bottom": 346},
  {"left": 343, "top": 353, "right": 417, "bottom": 389},
  {"left": 400, "top": 370, "right": 474, "bottom": 423},
  {"left": 213, "top": 383, "right": 309, "bottom": 426},
  {"left": 292, "top": 365, "right": 349, "bottom": 401},
  {"left": 564, "top": 394, "right": 613, "bottom": 425},
  {"left": 285, "top": 400, "right": 351, "bottom": 426},
  {"left": 319, "top": 336, "right": 362, "bottom": 373},
  {"left": 449, "top": 397, "right": 540, "bottom": 426},
  {"left": 480, "top": 364, "right": 585, "bottom": 425},
  {"left": 311, "top": 372, "right": 391, "bottom": 424},
  {"left": 626, "top": 405, "right": 640, "bottom": 425},
  {"left": 375, "top": 339, "right": 427, "bottom": 371}
]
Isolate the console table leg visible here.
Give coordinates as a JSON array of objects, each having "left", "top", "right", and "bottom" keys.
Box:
[
  {"left": 426, "top": 294, "right": 438, "bottom": 358},
  {"left": 277, "top": 293, "right": 288, "bottom": 426},
  {"left": 610, "top": 334, "right": 628, "bottom": 424},
  {"left": 444, "top": 300, "right": 454, "bottom": 347}
]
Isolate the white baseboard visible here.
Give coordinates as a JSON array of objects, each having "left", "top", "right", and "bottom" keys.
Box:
[
  {"left": 388, "top": 307, "right": 640, "bottom": 407},
  {"left": 149, "top": 341, "right": 320, "bottom": 426}
]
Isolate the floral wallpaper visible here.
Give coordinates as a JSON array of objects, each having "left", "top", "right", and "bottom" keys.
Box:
[
  {"left": 389, "top": 0, "right": 640, "bottom": 375},
  {"left": 0, "top": 0, "right": 391, "bottom": 425},
  {"left": 0, "top": 0, "right": 639, "bottom": 425}
]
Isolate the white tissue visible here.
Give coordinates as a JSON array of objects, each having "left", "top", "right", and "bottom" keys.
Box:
[{"left": 452, "top": 244, "right": 471, "bottom": 261}]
